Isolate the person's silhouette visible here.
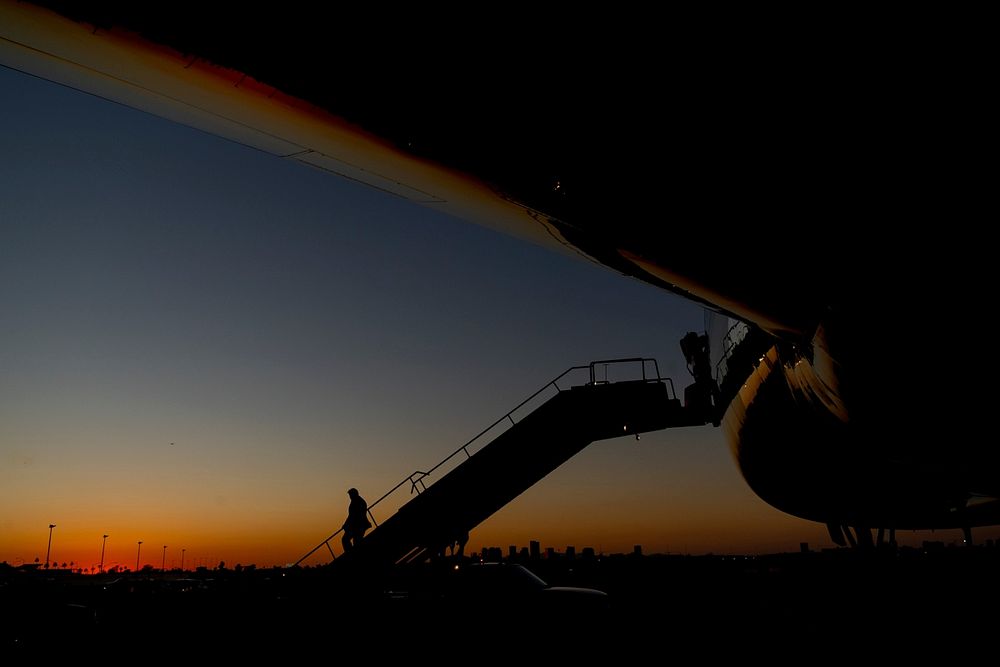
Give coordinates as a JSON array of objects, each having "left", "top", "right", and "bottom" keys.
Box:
[
  {"left": 341, "top": 488, "right": 371, "bottom": 552},
  {"left": 451, "top": 530, "right": 469, "bottom": 558}
]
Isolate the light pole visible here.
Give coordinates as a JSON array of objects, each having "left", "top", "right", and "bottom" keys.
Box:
[
  {"left": 181, "top": 548, "right": 186, "bottom": 571},
  {"left": 161, "top": 545, "right": 167, "bottom": 573},
  {"left": 136, "top": 540, "right": 142, "bottom": 572},
  {"left": 100, "top": 534, "right": 109, "bottom": 573},
  {"left": 45, "top": 524, "right": 56, "bottom": 570}
]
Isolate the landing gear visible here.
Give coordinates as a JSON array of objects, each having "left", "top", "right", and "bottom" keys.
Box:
[
  {"left": 827, "top": 522, "right": 847, "bottom": 547},
  {"left": 855, "top": 526, "right": 874, "bottom": 550},
  {"left": 828, "top": 522, "right": 889, "bottom": 551}
]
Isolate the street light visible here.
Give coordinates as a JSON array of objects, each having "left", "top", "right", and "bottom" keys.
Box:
[
  {"left": 181, "top": 548, "right": 186, "bottom": 571},
  {"left": 45, "top": 524, "right": 56, "bottom": 570},
  {"left": 162, "top": 545, "right": 167, "bottom": 573},
  {"left": 100, "top": 534, "right": 109, "bottom": 573},
  {"left": 136, "top": 540, "right": 142, "bottom": 572}
]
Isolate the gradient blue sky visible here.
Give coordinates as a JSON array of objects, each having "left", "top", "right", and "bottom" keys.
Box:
[{"left": 2, "top": 65, "right": 981, "bottom": 569}]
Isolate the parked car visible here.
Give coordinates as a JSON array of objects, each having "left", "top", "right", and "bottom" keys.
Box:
[
  {"left": 446, "top": 562, "right": 607, "bottom": 605},
  {"left": 384, "top": 561, "right": 607, "bottom": 617}
]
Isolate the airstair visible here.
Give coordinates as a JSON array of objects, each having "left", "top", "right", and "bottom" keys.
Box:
[{"left": 295, "top": 358, "right": 710, "bottom": 570}]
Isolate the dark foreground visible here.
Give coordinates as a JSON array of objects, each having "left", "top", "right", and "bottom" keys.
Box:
[{"left": 3, "top": 545, "right": 998, "bottom": 658}]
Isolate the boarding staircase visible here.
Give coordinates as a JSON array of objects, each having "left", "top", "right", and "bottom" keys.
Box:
[{"left": 295, "top": 358, "right": 710, "bottom": 569}]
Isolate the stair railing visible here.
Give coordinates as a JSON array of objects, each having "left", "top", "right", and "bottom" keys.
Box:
[{"left": 293, "top": 357, "right": 670, "bottom": 566}]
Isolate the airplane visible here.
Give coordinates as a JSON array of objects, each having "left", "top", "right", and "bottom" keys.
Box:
[{"left": 2, "top": 1, "right": 994, "bottom": 550}]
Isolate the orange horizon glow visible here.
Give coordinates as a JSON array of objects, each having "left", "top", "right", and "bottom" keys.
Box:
[
  {"left": 8, "top": 428, "right": 1000, "bottom": 570},
  {"left": 7, "top": 427, "right": 1000, "bottom": 569},
  {"left": 7, "top": 521, "right": 998, "bottom": 573}
]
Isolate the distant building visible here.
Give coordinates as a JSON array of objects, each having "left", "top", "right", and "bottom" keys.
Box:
[
  {"left": 800, "top": 542, "right": 810, "bottom": 553},
  {"left": 545, "top": 547, "right": 555, "bottom": 560},
  {"left": 565, "top": 546, "right": 576, "bottom": 560},
  {"left": 581, "top": 547, "right": 595, "bottom": 560},
  {"left": 508, "top": 546, "right": 517, "bottom": 560},
  {"left": 633, "top": 545, "right": 643, "bottom": 557},
  {"left": 529, "top": 540, "right": 540, "bottom": 560}
]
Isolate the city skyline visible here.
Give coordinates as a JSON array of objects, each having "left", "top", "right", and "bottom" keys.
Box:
[{"left": 9, "top": 523, "right": 995, "bottom": 573}]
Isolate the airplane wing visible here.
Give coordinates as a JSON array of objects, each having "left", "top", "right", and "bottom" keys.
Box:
[{"left": 2, "top": 0, "right": 857, "bottom": 338}]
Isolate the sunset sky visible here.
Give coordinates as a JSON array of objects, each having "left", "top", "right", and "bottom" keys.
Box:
[{"left": 1, "top": 64, "right": 988, "bottom": 570}]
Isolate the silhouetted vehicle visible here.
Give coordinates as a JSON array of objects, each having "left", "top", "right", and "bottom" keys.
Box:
[
  {"left": 101, "top": 576, "right": 209, "bottom": 598},
  {"left": 448, "top": 562, "right": 606, "bottom": 605},
  {"left": 382, "top": 562, "right": 608, "bottom": 623}
]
